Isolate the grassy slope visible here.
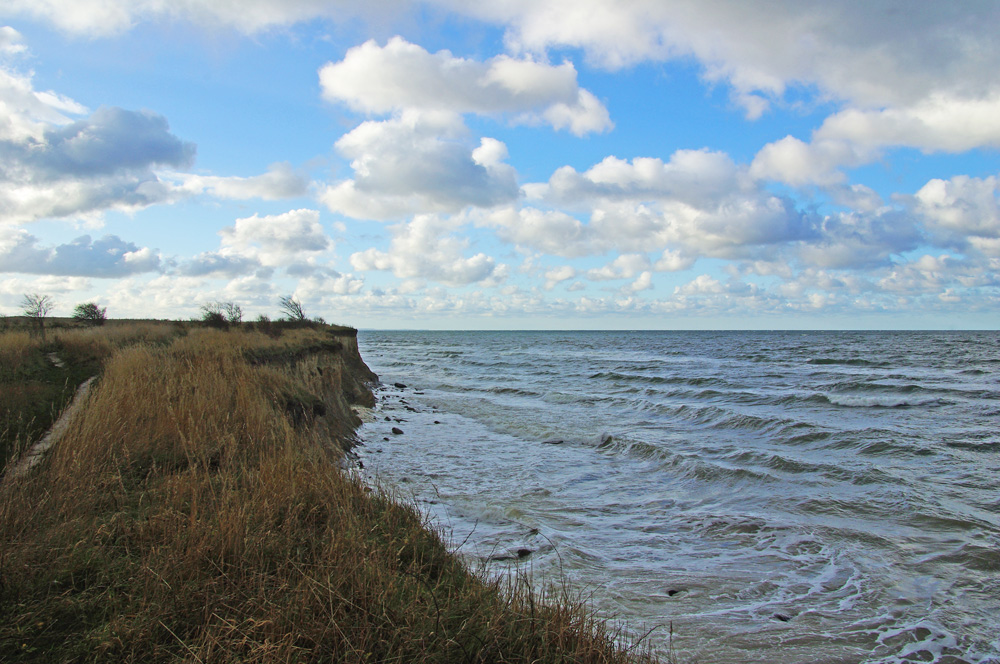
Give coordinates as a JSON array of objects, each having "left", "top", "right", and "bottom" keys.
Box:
[{"left": 0, "top": 324, "right": 657, "bottom": 664}]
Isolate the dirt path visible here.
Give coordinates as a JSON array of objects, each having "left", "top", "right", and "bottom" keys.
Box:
[{"left": 3, "top": 376, "right": 97, "bottom": 485}]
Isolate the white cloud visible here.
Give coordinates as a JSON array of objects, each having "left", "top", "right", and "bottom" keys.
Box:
[
  {"left": 180, "top": 252, "right": 263, "bottom": 278},
  {"left": 507, "top": 150, "right": 814, "bottom": 261},
  {"left": 221, "top": 209, "right": 330, "bottom": 259},
  {"left": 752, "top": 97, "right": 1000, "bottom": 187},
  {"left": 815, "top": 95, "right": 1000, "bottom": 154},
  {"left": 749, "top": 136, "right": 869, "bottom": 187},
  {"left": 9, "top": 2, "right": 1000, "bottom": 122},
  {"left": 349, "top": 214, "right": 500, "bottom": 286},
  {"left": 451, "top": 1, "right": 1000, "bottom": 116},
  {"left": 543, "top": 264, "right": 576, "bottom": 289},
  {"left": 179, "top": 208, "right": 332, "bottom": 277},
  {"left": 0, "top": 60, "right": 87, "bottom": 143},
  {"left": 1, "top": 275, "right": 91, "bottom": 311},
  {"left": 625, "top": 270, "right": 653, "bottom": 293},
  {"left": 319, "top": 37, "right": 611, "bottom": 136},
  {"left": 320, "top": 110, "right": 519, "bottom": 219},
  {"left": 168, "top": 162, "right": 309, "bottom": 200},
  {"left": 878, "top": 254, "right": 999, "bottom": 295},
  {"left": 0, "top": 227, "right": 160, "bottom": 276},
  {"left": 487, "top": 207, "right": 590, "bottom": 256},
  {"left": 0, "top": 52, "right": 195, "bottom": 223},
  {"left": 586, "top": 253, "right": 650, "bottom": 281},
  {"left": 0, "top": 26, "right": 26, "bottom": 55},
  {"left": 797, "top": 210, "right": 920, "bottom": 269},
  {"left": 654, "top": 249, "right": 695, "bottom": 272},
  {"left": 544, "top": 150, "right": 746, "bottom": 207},
  {"left": 912, "top": 175, "right": 1000, "bottom": 253}
]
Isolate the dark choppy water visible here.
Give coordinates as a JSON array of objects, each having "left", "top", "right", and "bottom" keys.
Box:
[{"left": 355, "top": 330, "right": 1000, "bottom": 664}]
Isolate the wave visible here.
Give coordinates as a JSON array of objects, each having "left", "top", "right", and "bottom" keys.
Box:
[
  {"left": 588, "top": 370, "right": 725, "bottom": 388},
  {"left": 823, "top": 393, "right": 945, "bottom": 408},
  {"left": 486, "top": 386, "right": 543, "bottom": 398},
  {"left": 807, "top": 357, "right": 891, "bottom": 367},
  {"left": 945, "top": 440, "right": 1000, "bottom": 453}
]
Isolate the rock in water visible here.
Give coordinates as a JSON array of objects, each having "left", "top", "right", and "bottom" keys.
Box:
[{"left": 391, "top": 427, "right": 404, "bottom": 435}]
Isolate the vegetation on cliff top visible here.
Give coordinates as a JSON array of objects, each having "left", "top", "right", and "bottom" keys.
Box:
[{"left": 0, "top": 322, "right": 658, "bottom": 663}]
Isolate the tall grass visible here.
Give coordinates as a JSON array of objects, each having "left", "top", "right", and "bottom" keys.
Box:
[
  {"left": 0, "top": 323, "right": 182, "bottom": 472},
  {"left": 0, "top": 326, "right": 658, "bottom": 663}
]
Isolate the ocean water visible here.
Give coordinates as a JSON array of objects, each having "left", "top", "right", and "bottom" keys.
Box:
[{"left": 354, "top": 330, "right": 1000, "bottom": 664}]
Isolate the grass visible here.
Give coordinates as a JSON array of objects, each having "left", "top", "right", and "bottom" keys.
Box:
[{"left": 0, "top": 323, "right": 659, "bottom": 663}]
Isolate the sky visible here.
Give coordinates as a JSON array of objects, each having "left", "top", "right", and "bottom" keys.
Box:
[{"left": 0, "top": 1, "right": 998, "bottom": 330}]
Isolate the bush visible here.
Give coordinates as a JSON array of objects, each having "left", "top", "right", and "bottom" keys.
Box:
[
  {"left": 201, "top": 310, "right": 228, "bottom": 329},
  {"left": 200, "top": 301, "right": 245, "bottom": 329},
  {"left": 72, "top": 302, "right": 107, "bottom": 326}
]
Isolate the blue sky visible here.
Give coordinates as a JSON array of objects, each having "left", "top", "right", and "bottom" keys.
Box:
[{"left": 1, "top": 2, "right": 998, "bottom": 329}]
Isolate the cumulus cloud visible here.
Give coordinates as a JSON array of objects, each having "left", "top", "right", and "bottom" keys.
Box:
[
  {"left": 488, "top": 207, "right": 590, "bottom": 256},
  {"left": 544, "top": 150, "right": 747, "bottom": 207},
  {"left": 529, "top": 153, "right": 815, "bottom": 259},
  {"left": 749, "top": 136, "right": 869, "bottom": 187},
  {"left": 625, "top": 270, "right": 653, "bottom": 293},
  {"left": 349, "top": 214, "right": 501, "bottom": 286},
  {"left": 0, "top": 227, "right": 161, "bottom": 276},
  {"left": 543, "top": 264, "right": 576, "bottom": 289},
  {"left": 180, "top": 252, "right": 263, "bottom": 278},
  {"left": 0, "top": 56, "right": 88, "bottom": 143},
  {"left": 0, "top": 48, "right": 196, "bottom": 223},
  {"left": 586, "top": 253, "right": 650, "bottom": 281},
  {"left": 320, "top": 110, "right": 519, "bottom": 219},
  {"left": 752, "top": 98, "right": 1000, "bottom": 187},
  {"left": 912, "top": 175, "right": 1000, "bottom": 254},
  {"left": 167, "top": 162, "right": 309, "bottom": 200},
  {"left": 500, "top": 149, "right": 816, "bottom": 261},
  {"left": 180, "top": 208, "right": 332, "bottom": 277},
  {"left": 4, "top": 106, "right": 194, "bottom": 179},
  {"left": 320, "top": 37, "right": 611, "bottom": 136},
  {"left": 878, "top": 254, "right": 999, "bottom": 296},
  {"left": 815, "top": 95, "right": 1000, "bottom": 154},
  {"left": 0, "top": 26, "right": 26, "bottom": 55},
  {"left": 797, "top": 210, "right": 921, "bottom": 269}
]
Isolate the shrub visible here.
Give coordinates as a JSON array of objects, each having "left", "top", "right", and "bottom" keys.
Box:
[{"left": 72, "top": 302, "right": 107, "bottom": 326}]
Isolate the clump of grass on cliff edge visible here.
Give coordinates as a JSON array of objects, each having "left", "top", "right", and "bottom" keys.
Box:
[{"left": 0, "top": 326, "right": 658, "bottom": 664}]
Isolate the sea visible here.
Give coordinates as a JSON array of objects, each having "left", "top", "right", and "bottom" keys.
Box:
[{"left": 353, "top": 330, "right": 1000, "bottom": 664}]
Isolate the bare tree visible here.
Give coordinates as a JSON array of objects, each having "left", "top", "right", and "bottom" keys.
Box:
[
  {"left": 222, "top": 301, "right": 243, "bottom": 324},
  {"left": 278, "top": 295, "right": 306, "bottom": 322},
  {"left": 22, "top": 293, "right": 54, "bottom": 340}
]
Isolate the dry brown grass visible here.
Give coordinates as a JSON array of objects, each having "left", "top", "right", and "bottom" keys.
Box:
[{"left": 0, "top": 325, "right": 659, "bottom": 663}]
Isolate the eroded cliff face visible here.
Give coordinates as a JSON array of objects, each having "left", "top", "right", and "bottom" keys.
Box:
[{"left": 280, "top": 328, "right": 378, "bottom": 453}]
